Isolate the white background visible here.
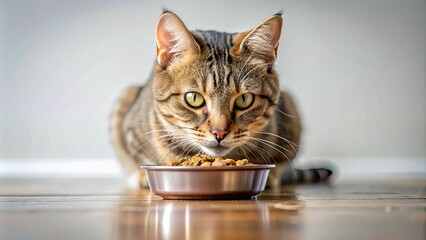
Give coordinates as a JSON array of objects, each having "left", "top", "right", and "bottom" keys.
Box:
[{"left": 1, "top": 0, "right": 425, "bottom": 176}]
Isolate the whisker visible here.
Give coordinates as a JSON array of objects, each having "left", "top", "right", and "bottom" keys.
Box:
[
  {"left": 155, "top": 138, "right": 192, "bottom": 163},
  {"left": 246, "top": 137, "right": 296, "bottom": 175},
  {"left": 151, "top": 137, "right": 194, "bottom": 164},
  {"left": 154, "top": 137, "right": 190, "bottom": 156},
  {"left": 168, "top": 140, "right": 192, "bottom": 154},
  {"left": 129, "top": 129, "right": 171, "bottom": 145},
  {"left": 275, "top": 108, "right": 297, "bottom": 118},
  {"left": 241, "top": 142, "right": 265, "bottom": 164},
  {"left": 241, "top": 143, "right": 258, "bottom": 161},
  {"left": 237, "top": 55, "right": 254, "bottom": 80},
  {"left": 253, "top": 131, "right": 317, "bottom": 167},
  {"left": 250, "top": 137, "right": 296, "bottom": 158},
  {"left": 238, "top": 145, "right": 250, "bottom": 161},
  {"left": 132, "top": 136, "right": 182, "bottom": 164},
  {"left": 175, "top": 142, "right": 193, "bottom": 160},
  {"left": 127, "top": 120, "right": 164, "bottom": 127},
  {"left": 183, "top": 143, "right": 198, "bottom": 159},
  {"left": 253, "top": 131, "right": 299, "bottom": 154},
  {"left": 130, "top": 134, "right": 186, "bottom": 156},
  {"left": 244, "top": 141, "right": 274, "bottom": 164}
]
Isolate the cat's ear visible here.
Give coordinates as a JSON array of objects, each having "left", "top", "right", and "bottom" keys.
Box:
[
  {"left": 155, "top": 12, "right": 200, "bottom": 68},
  {"left": 235, "top": 13, "right": 283, "bottom": 63}
]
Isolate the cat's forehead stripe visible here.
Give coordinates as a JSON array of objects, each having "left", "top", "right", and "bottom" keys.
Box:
[{"left": 198, "top": 31, "right": 235, "bottom": 92}]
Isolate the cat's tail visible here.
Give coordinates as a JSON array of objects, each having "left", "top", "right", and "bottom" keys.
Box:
[{"left": 281, "top": 167, "right": 333, "bottom": 184}]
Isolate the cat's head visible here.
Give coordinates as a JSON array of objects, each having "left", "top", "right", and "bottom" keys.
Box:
[{"left": 152, "top": 11, "right": 282, "bottom": 157}]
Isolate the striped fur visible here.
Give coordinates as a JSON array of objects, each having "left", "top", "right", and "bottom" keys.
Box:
[{"left": 110, "top": 11, "right": 331, "bottom": 188}]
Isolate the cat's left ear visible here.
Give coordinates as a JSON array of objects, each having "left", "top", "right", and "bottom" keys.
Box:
[{"left": 234, "top": 13, "right": 283, "bottom": 63}]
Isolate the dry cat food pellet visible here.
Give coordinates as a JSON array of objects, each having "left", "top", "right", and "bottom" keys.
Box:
[{"left": 165, "top": 154, "right": 257, "bottom": 166}]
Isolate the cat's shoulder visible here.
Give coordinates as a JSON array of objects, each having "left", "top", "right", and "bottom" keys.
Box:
[
  {"left": 117, "top": 86, "right": 143, "bottom": 107},
  {"left": 278, "top": 90, "right": 301, "bottom": 125},
  {"left": 111, "top": 86, "right": 144, "bottom": 122},
  {"left": 279, "top": 90, "right": 298, "bottom": 110}
]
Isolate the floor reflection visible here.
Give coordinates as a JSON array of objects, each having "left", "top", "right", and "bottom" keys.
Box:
[
  {"left": 114, "top": 198, "right": 300, "bottom": 240},
  {"left": 112, "top": 182, "right": 426, "bottom": 240}
]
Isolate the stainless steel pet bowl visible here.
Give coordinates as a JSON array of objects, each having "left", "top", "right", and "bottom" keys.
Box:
[{"left": 141, "top": 165, "right": 275, "bottom": 200}]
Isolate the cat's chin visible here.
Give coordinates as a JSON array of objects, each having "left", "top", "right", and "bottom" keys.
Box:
[{"left": 200, "top": 146, "right": 232, "bottom": 157}]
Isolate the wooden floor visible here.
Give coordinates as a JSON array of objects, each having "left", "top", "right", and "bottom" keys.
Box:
[{"left": 0, "top": 178, "right": 425, "bottom": 240}]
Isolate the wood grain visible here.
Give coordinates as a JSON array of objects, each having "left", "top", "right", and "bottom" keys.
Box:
[{"left": 0, "top": 178, "right": 425, "bottom": 240}]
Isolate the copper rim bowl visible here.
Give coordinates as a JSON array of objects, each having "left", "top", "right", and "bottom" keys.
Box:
[{"left": 141, "top": 165, "right": 275, "bottom": 200}]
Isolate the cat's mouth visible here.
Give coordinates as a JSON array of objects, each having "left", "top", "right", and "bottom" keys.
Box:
[
  {"left": 202, "top": 146, "right": 231, "bottom": 157},
  {"left": 199, "top": 141, "right": 233, "bottom": 157}
]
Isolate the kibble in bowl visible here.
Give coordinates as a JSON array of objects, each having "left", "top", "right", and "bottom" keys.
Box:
[{"left": 165, "top": 154, "right": 258, "bottom": 167}]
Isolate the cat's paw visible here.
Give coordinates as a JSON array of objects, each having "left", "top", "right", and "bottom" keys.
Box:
[{"left": 126, "top": 171, "right": 149, "bottom": 188}]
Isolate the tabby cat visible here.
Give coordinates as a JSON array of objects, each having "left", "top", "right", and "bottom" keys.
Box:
[{"left": 110, "top": 10, "right": 331, "bottom": 187}]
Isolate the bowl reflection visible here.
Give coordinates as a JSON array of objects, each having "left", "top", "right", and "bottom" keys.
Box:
[{"left": 115, "top": 200, "right": 286, "bottom": 240}]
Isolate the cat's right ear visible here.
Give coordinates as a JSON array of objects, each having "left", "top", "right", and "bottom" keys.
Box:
[
  {"left": 155, "top": 12, "right": 200, "bottom": 68},
  {"left": 232, "top": 13, "right": 283, "bottom": 63}
]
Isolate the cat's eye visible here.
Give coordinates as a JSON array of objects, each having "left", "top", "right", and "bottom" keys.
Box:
[
  {"left": 235, "top": 93, "right": 254, "bottom": 110},
  {"left": 185, "top": 92, "right": 205, "bottom": 108}
]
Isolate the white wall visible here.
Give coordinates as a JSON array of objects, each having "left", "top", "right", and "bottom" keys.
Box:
[{"left": 1, "top": 0, "right": 425, "bottom": 164}]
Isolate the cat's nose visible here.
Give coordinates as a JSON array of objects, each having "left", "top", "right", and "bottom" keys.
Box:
[{"left": 211, "top": 129, "right": 229, "bottom": 142}]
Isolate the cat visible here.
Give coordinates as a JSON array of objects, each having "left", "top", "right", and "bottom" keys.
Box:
[{"left": 110, "top": 10, "right": 332, "bottom": 188}]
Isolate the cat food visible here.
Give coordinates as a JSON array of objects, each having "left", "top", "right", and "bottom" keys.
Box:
[{"left": 165, "top": 154, "right": 257, "bottom": 167}]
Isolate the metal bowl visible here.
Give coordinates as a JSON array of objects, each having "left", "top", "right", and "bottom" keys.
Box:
[{"left": 142, "top": 165, "right": 275, "bottom": 200}]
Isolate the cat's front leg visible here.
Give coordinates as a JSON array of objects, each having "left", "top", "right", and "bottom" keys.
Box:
[
  {"left": 126, "top": 170, "right": 149, "bottom": 188},
  {"left": 266, "top": 163, "right": 288, "bottom": 188}
]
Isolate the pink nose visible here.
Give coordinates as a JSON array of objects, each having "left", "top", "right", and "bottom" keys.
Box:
[{"left": 211, "top": 129, "right": 229, "bottom": 141}]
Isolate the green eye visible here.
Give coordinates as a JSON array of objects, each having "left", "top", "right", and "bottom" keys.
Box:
[
  {"left": 185, "top": 92, "right": 205, "bottom": 108},
  {"left": 235, "top": 93, "right": 254, "bottom": 110}
]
